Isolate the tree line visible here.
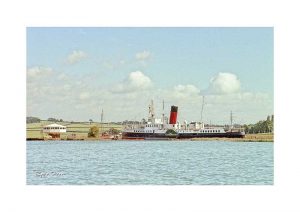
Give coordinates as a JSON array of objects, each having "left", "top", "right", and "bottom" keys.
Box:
[
  {"left": 26, "top": 117, "right": 64, "bottom": 123},
  {"left": 243, "top": 115, "right": 274, "bottom": 134},
  {"left": 26, "top": 117, "right": 41, "bottom": 123}
]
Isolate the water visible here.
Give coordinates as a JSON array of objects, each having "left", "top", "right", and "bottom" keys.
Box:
[{"left": 27, "top": 140, "right": 273, "bottom": 185}]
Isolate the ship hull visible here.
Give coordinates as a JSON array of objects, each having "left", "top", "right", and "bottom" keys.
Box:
[
  {"left": 122, "top": 131, "right": 245, "bottom": 139},
  {"left": 177, "top": 131, "right": 245, "bottom": 139},
  {"left": 122, "top": 132, "right": 176, "bottom": 139}
]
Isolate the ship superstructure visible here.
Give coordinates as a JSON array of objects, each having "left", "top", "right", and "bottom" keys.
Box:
[{"left": 122, "top": 100, "right": 245, "bottom": 139}]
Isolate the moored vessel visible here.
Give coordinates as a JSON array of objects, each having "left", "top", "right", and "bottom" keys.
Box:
[{"left": 122, "top": 100, "right": 245, "bottom": 139}]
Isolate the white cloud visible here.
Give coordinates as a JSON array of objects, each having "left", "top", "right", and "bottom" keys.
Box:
[
  {"left": 26, "top": 65, "right": 272, "bottom": 124},
  {"left": 63, "top": 84, "right": 72, "bottom": 91},
  {"left": 174, "top": 84, "right": 200, "bottom": 94},
  {"left": 27, "top": 66, "right": 53, "bottom": 79},
  {"left": 103, "top": 61, "right": 114, "bottom": 69},
  {"left": 79, "top": 92, "right": 90, "bottom": 100},
  {"left": 112, "top": 71, "right": 152, "bottom": 93},
  {"left": 207, "top": 72, "right": 241, "bottom": 94},
  {"left": 66, "top": 50, "right": 87, "bottom": 64},
  {"left": 128, "top": 71, "right": 152, "bottom": 89},
  {"left": 102, "top": 58, "right": 127, "bottom": 70},
  {"left": 206, "top": 92, "right": 271, "bottom": 105},
  {"left": 173, "top": 84, "right": 200, "bottom": 98},
  {"left": 199, "top": 92, "right": 273, "bottom": 124},
  {"left": 57, "top": 73, "right": 68, "bottom": 80},
  {"left": 135, "top": 50, "right": 151, "bottom": 60}
]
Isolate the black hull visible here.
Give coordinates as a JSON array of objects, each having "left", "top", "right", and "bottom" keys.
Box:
[
  {"left": 177, "top": 132, "right": 245, "bottom": 138},
  {"left": 122, "top": 131, "right": 245, "bottom": 139},
  {"left": 122, "top": 132, "right": 176, "bottom": 139}
]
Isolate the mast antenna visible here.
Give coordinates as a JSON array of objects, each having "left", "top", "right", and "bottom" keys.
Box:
[
  {"left": 200, "top": 95, "right": 205, "bottom": 123},
  {"left": 100, "top": 108, "right": 104, "bottom": 135},
  {"left": 148, "top": 99, "right": 155, "bottom": 123},
  {"left": 230, "top": 111, "right": 233, "bottom": 128},
  {"left": 162, "top": 99, "right": 165, "bottom": 125},
  {"left": 101, "top": 109, "right": 104, "bottom": 123}
]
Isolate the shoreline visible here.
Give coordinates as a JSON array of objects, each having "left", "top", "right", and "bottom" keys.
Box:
[
  {"left": 189, "top": 137, "right": 273, "bottom": 142},
  {"left": 27, "top": 121, "right": 273, "bottom": 142},
  {"left": 26, "top": 135, "right": 274, "bottom": 142}
]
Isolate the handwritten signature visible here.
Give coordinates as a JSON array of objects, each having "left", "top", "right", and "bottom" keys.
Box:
[{"left": 35, "top": 171, "right": 65, "bottom": 178}]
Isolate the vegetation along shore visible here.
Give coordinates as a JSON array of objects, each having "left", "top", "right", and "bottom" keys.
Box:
[{"left": 26, "top": 116, "right": 274, "bottom": 142}]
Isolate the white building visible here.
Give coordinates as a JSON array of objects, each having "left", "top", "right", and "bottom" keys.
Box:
[{"left": 43, "top": 123, "right": 66, "bottom": 139}]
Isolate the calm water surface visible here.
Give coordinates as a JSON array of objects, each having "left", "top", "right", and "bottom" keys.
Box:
[{"left": 27, "top": 140, "right": 273, "bottom": 185}]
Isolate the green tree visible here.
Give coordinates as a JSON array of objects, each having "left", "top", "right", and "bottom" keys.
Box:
[
  {"left": 48, "top": 117, "right": 58, "bottom": 122},
  {"left": 26, "top": 117, "right": 40, "bottom": 123},
  {"left": 265, "top": 119, "right": 272, "bottom": 133},
  {"left": 166, "top": 129, "right": 177, "bottom": 135},
  {"left": 243, "top": 124, "right": 249, "bottom": 134},
  {"left": 243, "top": 115, "right": 274, "bottom": 134},
  {"left": 88, "top": 126, "right": 99, "bottom": 137},
  {"left": 109, "top": 128, "right": 121, "bottom": 135}
]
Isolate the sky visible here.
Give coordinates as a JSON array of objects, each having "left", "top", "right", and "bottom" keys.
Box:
[{"left": 27, "top": 27, "right": 273, "bottom": 124}]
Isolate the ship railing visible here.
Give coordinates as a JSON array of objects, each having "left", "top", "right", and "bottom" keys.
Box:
[
  {"left": 124, "top": 124, "right": 145, "bottom": 130},
  {"left": 226, "top": 127, "right": 245, "bottom": 132}
]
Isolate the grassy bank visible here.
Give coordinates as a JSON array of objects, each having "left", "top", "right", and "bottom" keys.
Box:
[
  {"left": 26, "top": 121, "right": 123, "bottom": 140},
  {"left": 191, "top": 133, "right": 274, "bottom": 142},
  {"left": 27, "top": 122, "right": 273, "bottom": 142}
]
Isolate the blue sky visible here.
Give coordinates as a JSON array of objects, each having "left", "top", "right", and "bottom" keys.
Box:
[{"left": 27, "top": 27, "right": 273, "bottom": 124}]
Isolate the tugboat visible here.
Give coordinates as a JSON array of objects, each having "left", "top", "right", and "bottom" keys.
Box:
[{"left": 122, "top": 100, "right": 245, "bottom": 140}]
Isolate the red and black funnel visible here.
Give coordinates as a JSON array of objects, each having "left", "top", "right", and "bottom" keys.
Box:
[{"left": 169, "top": 106, "right": 178, "bottom": 124}]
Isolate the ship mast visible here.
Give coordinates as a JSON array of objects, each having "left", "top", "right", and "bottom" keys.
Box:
[
  {"left": 148, "top": 99, "right": 155, "bottom": 123},
  {"left": 200, "top": 95, "right": 205, "bottom": 123},
  {"left": 162, "top": 99, "right": 165, "bottom": 125},
  {"left": 230, "top": 111, "right": 233, "bottom": 129}
]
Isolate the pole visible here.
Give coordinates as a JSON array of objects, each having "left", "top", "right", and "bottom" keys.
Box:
[
  {"left": 100, "top": 109, "right": 104, "bottom": 134},
  {"left": 230, "top": 111, "right": 233, "bottom": 129},
  {"left": 200, "top": 96, "right": 205, "bottom": 123},
  {"left": 162, "top": 99, "right": 165, "bottom": 125}
]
